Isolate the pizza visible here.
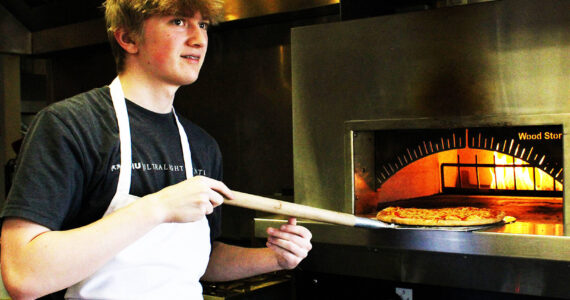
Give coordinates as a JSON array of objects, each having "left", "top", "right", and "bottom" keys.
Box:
[{"left": 376, "top": 206, "right": 506, "bottom": 226}]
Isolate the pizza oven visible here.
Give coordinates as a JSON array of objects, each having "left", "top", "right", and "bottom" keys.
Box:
[
  {"left": 350, "top": 120, "right": 564, "bottom": 236},
  {"left": 254, "top": 0, "right": 570, "bottom": 298}
]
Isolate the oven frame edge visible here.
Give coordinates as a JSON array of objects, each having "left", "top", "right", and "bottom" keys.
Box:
[{"left": 344, "top": 113, "right": 570, "bottom": 233}]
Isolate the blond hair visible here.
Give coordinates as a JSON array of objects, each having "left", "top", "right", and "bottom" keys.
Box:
[{"left": 104, "top": 0, "right": 224, "bottom": 72}]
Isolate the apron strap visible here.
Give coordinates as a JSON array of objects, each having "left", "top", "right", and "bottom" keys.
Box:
[
  {"left": 173, "top": 109, "right": 193, "bottom": 180},
  {"left": 110, "top": 77, "right": 132, "bottom": 195}
]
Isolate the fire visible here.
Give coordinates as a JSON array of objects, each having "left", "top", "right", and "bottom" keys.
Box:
[
  {"left": 354, "top": 150, "right": 562, "bottom": 215},
  {"left": 489, "top": 152, "right": 562, "bottom": 191},
  {"left": 490, "top": 153, "right": 530, "bottom": 190}
]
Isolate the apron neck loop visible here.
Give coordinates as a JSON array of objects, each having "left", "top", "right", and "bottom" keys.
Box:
[{"left": 109, "top": 77, "right": 194, "bottom": 197}]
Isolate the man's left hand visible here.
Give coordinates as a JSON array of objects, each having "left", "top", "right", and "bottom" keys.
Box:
[{"left": 266, "top": 217, "right": 312, "bottom": 269}]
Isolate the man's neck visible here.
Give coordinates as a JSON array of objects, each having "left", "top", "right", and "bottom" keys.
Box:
[{"left": 117, "top": 71, "right": 178, "bottom": 114}]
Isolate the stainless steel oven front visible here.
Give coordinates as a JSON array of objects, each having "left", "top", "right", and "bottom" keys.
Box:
[{"left": 255, "top": 0, "right": 570, "bottom": 298}]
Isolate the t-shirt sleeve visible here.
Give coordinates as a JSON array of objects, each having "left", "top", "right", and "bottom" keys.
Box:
[{"left": 1, "top": 108, "right": 84, "bottom": 230}]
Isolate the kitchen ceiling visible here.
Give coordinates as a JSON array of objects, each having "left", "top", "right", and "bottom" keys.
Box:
[
  {"left": 0, "top": 0, "right": 341, "bottom": 32},
  {"left": 0, "top": 0, "right": 496, "bottom": 33},
  {"left": 0, "top": 0, "right": 340, "bottom": 54},
  {"left": 0, "top": 0, "right": 104, "bottom": 31}
]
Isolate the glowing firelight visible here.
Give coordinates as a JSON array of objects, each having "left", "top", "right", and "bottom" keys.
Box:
[
  {"left": 489, "top": 152, "right": 562, "bottom": 191},
  {"left": 353, "top": 170, "right": 380, "bottom": 213}
]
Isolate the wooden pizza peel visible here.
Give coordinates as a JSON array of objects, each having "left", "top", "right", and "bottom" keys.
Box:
[{"left": 224, "top": 191, "right": 395, "bottom": 229}]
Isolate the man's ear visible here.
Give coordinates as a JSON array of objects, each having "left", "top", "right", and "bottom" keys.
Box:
[{"left": 114, "top": 28, "right": 139, "bottom": 54}]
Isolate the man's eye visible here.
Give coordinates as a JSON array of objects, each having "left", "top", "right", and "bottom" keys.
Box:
[
  {"left": 200, "top": 22, "right": 210, "bottom": 30},
  {"left": 172, "top": 19, "right": 185, "bottom": 26}
]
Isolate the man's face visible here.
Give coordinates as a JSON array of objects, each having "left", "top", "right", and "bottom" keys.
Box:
[{"left": 136, "top": 11, "right": 209, "bottom": 87}]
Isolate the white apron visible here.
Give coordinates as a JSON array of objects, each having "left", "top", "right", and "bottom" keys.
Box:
[{"left": 65, "top": 77, "right": 211, "bottom": 299}]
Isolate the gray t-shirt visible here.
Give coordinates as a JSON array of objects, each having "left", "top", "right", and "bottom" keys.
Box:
[{"left": 2, "top": 86, "right": 223, "bottom": 237}]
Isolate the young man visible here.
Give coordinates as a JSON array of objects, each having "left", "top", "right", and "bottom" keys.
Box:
[{"left": 0, "top": 0, "right": 312, "bottom": 299}]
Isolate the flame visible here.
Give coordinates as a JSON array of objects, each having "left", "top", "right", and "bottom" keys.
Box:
[{"left": 489, "top": 152, "right": 562, "bottom": 191}]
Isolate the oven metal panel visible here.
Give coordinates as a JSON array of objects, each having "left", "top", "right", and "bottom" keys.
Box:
[
  {"left": 286, "top": 0, "right": 570, "bottom": 297},
  {"left": 291, "top": 0, "right": 570, "bottom": 214},
  {"left": 255, "top": 218, "right": 570, "bottom": 262},
  {"left": 255, "top": 218, "right": 570, "bottom": 298}
]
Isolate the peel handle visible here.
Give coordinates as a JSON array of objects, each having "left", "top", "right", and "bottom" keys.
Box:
[{"left": 225, "top": 191, "right": 392, "bottom": 229}]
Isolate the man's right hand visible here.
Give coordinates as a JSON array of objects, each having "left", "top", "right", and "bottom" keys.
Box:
[{"left": 144, "top": 176, "right": 234, "bottom": 223}]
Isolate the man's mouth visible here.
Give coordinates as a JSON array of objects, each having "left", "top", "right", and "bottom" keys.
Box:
[{"left": 181, "top": 55, "right": 200, "bottom": 61}]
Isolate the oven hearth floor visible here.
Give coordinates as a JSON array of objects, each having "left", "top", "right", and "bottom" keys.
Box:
[{"left": 365, "top": 195, "right": 563, "bottom": 236}]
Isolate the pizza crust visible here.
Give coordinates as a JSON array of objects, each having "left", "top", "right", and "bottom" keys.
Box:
[{"left": 376, "top": 206, "right": 506, "bottom": 226}]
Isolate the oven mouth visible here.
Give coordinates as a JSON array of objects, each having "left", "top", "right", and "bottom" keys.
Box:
[{"left": 351, "top": 123, "right": 564, "bottom": 236}]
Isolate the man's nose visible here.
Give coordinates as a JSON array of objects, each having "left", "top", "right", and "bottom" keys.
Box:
[{"left": 187, "top": 24, "right": 207, "bottom": 47}]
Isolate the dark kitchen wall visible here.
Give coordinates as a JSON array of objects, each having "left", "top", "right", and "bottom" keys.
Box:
[
  {"left": 32, "top": 8, "right": 339, "bottom": 242},
  {"left": 176, "top": 11, "right": 340, "bottom": 241}
]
